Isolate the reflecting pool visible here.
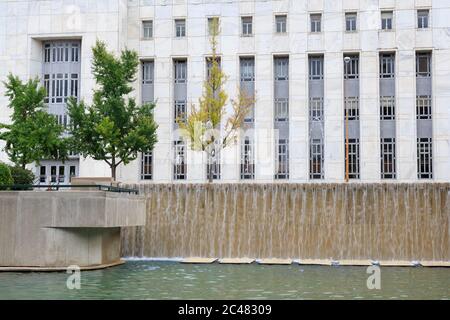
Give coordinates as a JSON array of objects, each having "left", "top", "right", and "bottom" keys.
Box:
[{"left": 0, "top": 261, "right": 448, "bottom": 300}]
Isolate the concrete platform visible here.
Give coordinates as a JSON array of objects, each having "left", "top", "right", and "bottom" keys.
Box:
[
  {"left": 378, "top": 260, "right": 416, "bottom": 267},
  {"left": 420, "top": 261, "right": 450, "bottom": 267},
  {"left": 297, "top": 259, "right": 333, "bottom": 266},
  {"left": 218, "top": 258, "right": 255, "bottom": 264},
  {"left": 0, "top": 260, "right": 125, "bottom": 272},
  {"left": 337, "top": 259, "right": 373, "bottom": 266},
  {"left": 257, "top": 258, "right": 292, "bottom": 265},
  {"left": 0, "top": 191, "right": 145, "bottom": 269},
  {"left": 181, "top": 258, "right": 218, "bottom": 264}
]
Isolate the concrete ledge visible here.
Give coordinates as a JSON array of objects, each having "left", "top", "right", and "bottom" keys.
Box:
[
  {"left": 336, "top": 259, "right": 373, "bottom": 266},
  {"left": 0, "top": 260, "right": 125, "bottom": 272},
  {"left": 257, "top": 258, "right": 292, "bottom": 265},
  {"left": 181, "top": 258, "right": 217, "bottom": 264},
  {"left": 378, "top": 260, "right": 416, "bottom": 267},
  {"left": 297, "top": 259, "right": 333, "bottom": 266},
  {"left": 218, "top": 258, "right": 255, "bottom": 264},
  {"left": 420, "top": 261, "right": 450, "bottom": 267}
]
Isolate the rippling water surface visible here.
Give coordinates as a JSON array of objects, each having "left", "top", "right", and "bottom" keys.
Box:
[{"left": 0, "top": 261, "right": 448, "bottom": 300}]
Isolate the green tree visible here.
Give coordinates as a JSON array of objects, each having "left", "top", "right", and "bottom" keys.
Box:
[
  {"left": 178, "top": 18, "right": 254, "bottom": 182},
  {"left": 0, "top": 74, "right": 68, "bottom": 169},
  {"left": 67, "top": 41, "right": 158, "bottom": 181}
]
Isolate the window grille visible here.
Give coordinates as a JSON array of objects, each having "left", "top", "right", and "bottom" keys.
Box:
[
  {"left": 417, "top": 138, "right": 433, "bottom": 179},
  {"left": 344, "top": 97, "right": 359, "bottom": 120},
  {"left": 381, "top": 138, "right": 396, "bottom": 179},
  {"left": 240, "top": 137, "right": 254, "bottom": 180},
  {"left": 344, "top": 55, "right": 359, "bottom": 79},
  {"left": 309, "top": 97, "right": 324, "bottom": 121},
  {"left": 141, "top": 151, "right": 153, "bottom": 180},
  {"left": 275, "top": 139, "right": 289, "bottom": 180},
  {"left": 380, "top": 53, "right": 395, "bottom": 78},
  {"left": 310, "top": 138, "right": 324, "bottom": 179},
  {"left": 174, "top": 140, "right": 187, "bottom": 180},
  {"left": 347, "top": 138, "right": 360, "bottom": 179},
  {"left": 309, "top": 57, "right": 323, "bottom": 80},
  {"left": 416, "top": 95, "right": 432, "bottom": 120},
  {"left": 380, "top": 96, "right": 395, "bottom": 120}
]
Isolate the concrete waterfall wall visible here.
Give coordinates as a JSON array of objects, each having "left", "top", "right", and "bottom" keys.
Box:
[{"left": 121, "top": 184, "right": 450, "bottom": 261}]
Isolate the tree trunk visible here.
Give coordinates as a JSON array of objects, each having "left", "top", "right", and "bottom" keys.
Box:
[
  {"left": 207, "top": 151, "right": 213, "bottom": 183},
  {"left": 111, "top": 157, "right": 116, "bottom": 182}
]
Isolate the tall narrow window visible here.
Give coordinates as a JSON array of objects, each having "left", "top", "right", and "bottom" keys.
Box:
[
  {"left": 345, "top": 13, "right": 357, "bottom": 32},
  {"left": 208, "top": 17, "right": 219, "bottom": 35},
  {"left": 275, "top": 15, "right": 287, "bottom": 33},
  {"left": 143, "top": 20, "right": 153, "bottom": 39},
  {"left": 380, "top": 96, "right": 395, "bottom": 120},
  {"left": 309, "top": 97, "right": 324, "bottom": 121},
  {"left": 417, "top": 10, "right": 429, "bottom": 29},
  {"left": 344, "top": 56, "right": 359, "bottom": 79},
  {"left": 381, "top": 138, "right": 396, "bottom": 179},
  {"left": 174, "top": 100, "right": 186, "bottom": 123},
  {"left": 174, "top": 140, "right": 186, "bottom": 180},
  {"left": 274, "top": 58, "right": 289, "bottom": 81},
  {"left": 240, "top": 57, "right": 255, "bottom": 123},
  {"left": 242, "top": 16, "right": 253, "bottom": 36},
  {"left": 310, "top": 14, "right": 322, "bottom": 33},
  {"left": 142, "top": 62, "right": 154, "bottom": 85},
  {"left": 175, "top": 19, "right": 186, "bottom": 38},
  {"left": 417, "top": 138, "right": 432, "bottom": 179},
  {"left": 275, "top": 139, "right": 289, "bottom": 179},
  {"left": 174, "top": 60, "right": 187, "bottom": 83},
  {"left": 240, "top": 137, "right": 254, "bottom": 180},
  {"left": 274, "top": 98, "right": 289, "bottom": 122},
  {"left": 344, "top": 97, "right": 359, "bottom": 120},
  {"left": 44, "top": 44, "right": 51, "bottom": 62},
  {"left": 206, "top": 146, "right": 221, "bottom": 180},
  {"left": 381, "top": 11, "right": 393, "bottom": 30},
  {"left": 380, "top": 53, "right": 395, "bottom": 78},
  {"left": 416, "top": 53, "right": 431, "bottom": 77},
  {"left": 416, "top": 95, "right": 432, "bottom": 120},
  {"left": 309, "top": 57, "right": 323, "bottom": 80},
  {"left": 141, "top": 151, "right": 153, "bottom": 180},
  {"left": 310, "top": 139, "right": 324, "bottom": 179},
  {"left": 347, "top": 139, "right": 360, "bottom": 179}
]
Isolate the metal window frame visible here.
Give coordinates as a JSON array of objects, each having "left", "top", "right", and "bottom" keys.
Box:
[
  {"left": 416, "top": 95, "right": 432, "bottom": 120},
  {"left": 274, "top": 57, "right": 289, "bottom": 80},
  {"left": 240, "top": 57, "right": 255, "bottom": 82},
  {"left": 344, "top": 97, "right": 359, "bottom": 120},
  {"left": 173, "top": 140, "right": 187, "bottom": 180},
  {"left": 380, "top": 137, "right": 396, "bottom": 179},
  {"left": 310, "top": 14, "right": 322, "bottom": 32},
  {"left": 206, "top": 146, "right": 221, "bottom": 180},
  {"left": 175, "top": 19, "right": 186, "bottom": 38},
  {"left": 241, "top": 16, "right": 253, "bottom": 36},
  {"left": 240, "top": 137, "right": 255, "bottom": 180},
  {"left": 381, "top": 11, "right": 393, "bottom": 30},
  {"left": 416, "top": 53, "right": 431, "bottom": 77},
  {"left": 380, "top": 96, "right": 395, "bottom": 120},
  {"left": 380, "top": 53, "right": 395, "bottom": 78},
  {"left": 309, "top": 138, "right": 324, "bottom": 179},
  {"left": 309, "top": 57, "right": 323, "bottom": 80},
  {"left": 174, "top": 59, "right": 187, "bottom": 83},
  {"left": 344, "top": 55, "right": 359, "bottom": 79},
  {"left": 174, "top": 100, "right": 187, "bottom": 123},
  {"left": 274, "top": 98, "right": 289, "bottom": 122},
  {"left": 275, "top": 139, "right": 289, "bottom": 180},
  {"left": 140, "top": 151, "right": 153, "bottom": 180},
  {"left": 345, "top": 13, "right": 357, "bottom": 31},
  {"left": 417, "top": 138, "right": 433, "bottom": 179},
  {"left": 309, "top": 97, "right": 324, "bottom": 122},
  {"left": 417, "top": 10, "right": 429, "bottom": 29},
  {"left": 347, "top": 138, "right": 360, "bottom": 179},
  {"left": 275, "top": 15, "right": 287, "bottom": 33},
  {"left": 142, "top": 61, "right": 154, "bottom": 84},
  {"left": 142, "top": 20, "right": 153, "bottom": 39}
]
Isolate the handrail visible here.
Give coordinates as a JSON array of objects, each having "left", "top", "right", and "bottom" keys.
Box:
[{"left": 0, "top": 184, "right": 139, "bottom": 195}]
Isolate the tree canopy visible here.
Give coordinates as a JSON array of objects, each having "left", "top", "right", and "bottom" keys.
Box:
[
  {"left": 67, "top": 40, "right": 158, "bottom": 180},
  {"left": 0, "top": 74, "right": 68, "bottom": 169}
]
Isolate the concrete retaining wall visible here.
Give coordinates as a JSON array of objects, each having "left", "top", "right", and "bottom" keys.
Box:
[{"left": 0, "top": 191, "right": 145, "bottom": 268}]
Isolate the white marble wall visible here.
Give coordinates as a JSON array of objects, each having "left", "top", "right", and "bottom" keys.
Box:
[{"left": 0, "top": 0, "right": 449, "bottom": 183}]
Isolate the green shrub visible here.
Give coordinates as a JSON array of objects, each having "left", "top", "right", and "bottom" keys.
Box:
[
  {"left": 9, "top": 166, "right": 35, "bottom": 185},
  {"left": 9, "top": 166, "right": 35, "bottom": 189},
  {"left": 0, "top": 163, "right": 13, "bottom": 187}
]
